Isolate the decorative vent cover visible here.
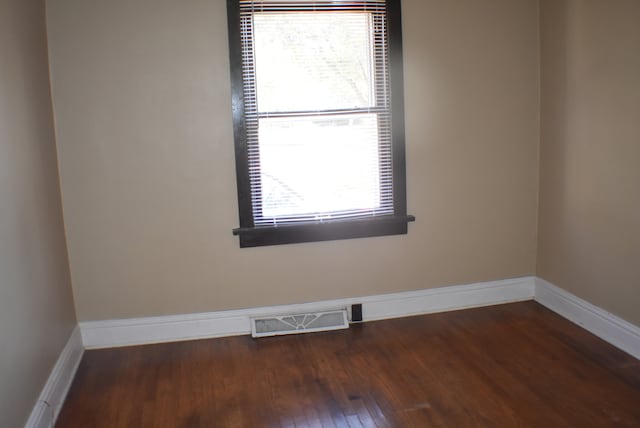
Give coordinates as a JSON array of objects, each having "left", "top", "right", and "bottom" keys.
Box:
[{"left": 251, "top": 309, "right": 349, "bottom": 338}]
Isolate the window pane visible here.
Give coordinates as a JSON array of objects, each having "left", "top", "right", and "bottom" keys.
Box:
[
  {"left": 258, "top": 114, "right": 381, "bottom": 219},
  {"left": 253, "top": 12, "right": 374, "bottom": 112}
]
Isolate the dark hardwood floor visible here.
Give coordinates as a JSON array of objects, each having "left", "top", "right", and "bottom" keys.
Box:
[{"left": 56, "top": 302, "right": 640, "bottom": 427}]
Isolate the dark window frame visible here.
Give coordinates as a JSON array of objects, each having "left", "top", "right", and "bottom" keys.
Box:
[{"left": 227, "top": 0, "right": 414, "bottom": 248}]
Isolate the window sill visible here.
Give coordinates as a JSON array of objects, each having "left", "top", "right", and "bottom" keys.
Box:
[{"left": 233, "top": 215, "right": 415, "bottom": 248}]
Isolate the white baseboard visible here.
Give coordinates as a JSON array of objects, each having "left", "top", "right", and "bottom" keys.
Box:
[
  {"left": 78, "top": 276, "right": 640, "bottom": 359},
  {"left": 534, "top": 278, "right": 640, "bottom": 360},
  {"left": 80, "top": 276, "right": 536, "bottom": 349},
  {"left": 25, "top": 326, "right": 84, "bottom": 428}
]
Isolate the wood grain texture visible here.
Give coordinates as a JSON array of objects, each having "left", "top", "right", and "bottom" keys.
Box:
[{"left": 56, "top": 302, "right": 640, "bottom": 427}]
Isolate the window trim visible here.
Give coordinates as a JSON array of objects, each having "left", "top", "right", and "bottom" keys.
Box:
[{"left": 227, "top": 0, "right": 413, "bottom": 248}]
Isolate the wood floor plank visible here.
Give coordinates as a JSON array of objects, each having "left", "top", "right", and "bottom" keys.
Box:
[{"left": 56, "top": 302, "right": 640, "bottom": 427}]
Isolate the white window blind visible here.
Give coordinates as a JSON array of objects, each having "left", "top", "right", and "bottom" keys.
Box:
[{"left": 239, "top": 0, "right": 395, "bottom": 226}]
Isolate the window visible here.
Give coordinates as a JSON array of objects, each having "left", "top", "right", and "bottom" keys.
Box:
[{"left": 227, "top": 0, "right": 414, "bottom": 247}]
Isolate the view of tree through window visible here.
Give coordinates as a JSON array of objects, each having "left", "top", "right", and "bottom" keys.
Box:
[
  {"left": 254, "top": 13, "right": 374, "bottom": 111},
  {"left": 253, "top": 12, "right": 386, "bottom": 220}
]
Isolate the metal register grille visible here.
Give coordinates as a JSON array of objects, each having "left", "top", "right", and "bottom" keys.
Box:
[{"left": 251, "top": 309, "right": 349, "bottom": 337}]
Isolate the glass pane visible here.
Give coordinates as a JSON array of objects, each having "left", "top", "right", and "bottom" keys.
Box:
[
  {"left": 253, "top": 12, "right": 374, "bottom": 112},
  {"left": 258, "top": 114, "right": 381, "bottom": 218}
]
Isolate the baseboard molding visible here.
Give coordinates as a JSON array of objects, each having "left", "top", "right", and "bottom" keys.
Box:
[
  {"left": 25, "top": 326, "right": 84, "bottom": 428},
  {"left": 534, "top": 278, "right": 640, "bottom": 360},
  {"left": 80, "top": 276, "right": 536, "bottom": 349},
  {"left": 78, "top": 276, "right": 640, "bottom": 361}
]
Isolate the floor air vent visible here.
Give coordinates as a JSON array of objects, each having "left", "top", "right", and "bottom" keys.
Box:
[{"left": 251, "top": 309, "right": 349, "bottom": 338}]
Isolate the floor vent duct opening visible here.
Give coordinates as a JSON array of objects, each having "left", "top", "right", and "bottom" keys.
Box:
[{"left": 251, "top": 309, "right": 349, "bottom": 338}]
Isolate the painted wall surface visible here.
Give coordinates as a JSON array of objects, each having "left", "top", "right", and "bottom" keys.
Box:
[
  {"left": 538, "top": 0, "right": 640, "bottom": 326},
  {"left": 0, "top": 0, "right": 77, "bottom": 426},
  {"left": 47, "top": 0, "right": 540, "bottom": 321}
]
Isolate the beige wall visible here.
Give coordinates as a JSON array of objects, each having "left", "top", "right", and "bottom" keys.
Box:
[
  {"left": 47, "top": 0, "right": 540, "bottom": 321},
  {"left": 0, "top": 0, "right": 77, "bottom": 425},
  {"left": 538, "top": 0, "right": 640, "bottom": 326}
]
